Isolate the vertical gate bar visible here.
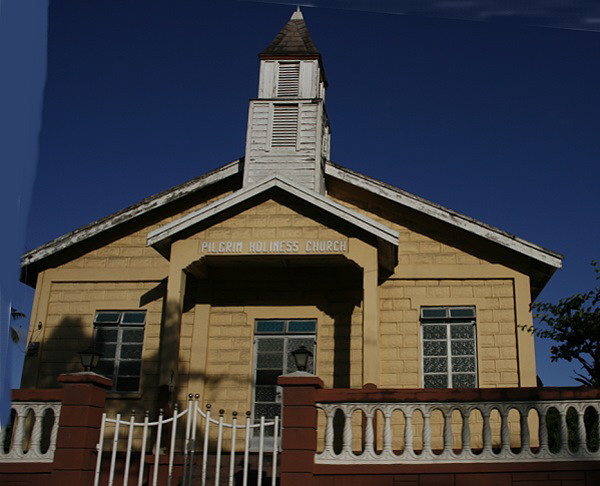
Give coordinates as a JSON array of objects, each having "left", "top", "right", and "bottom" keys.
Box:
[
  {"left": 152, "top": 409, "right": 164, "bottom": 486},
  {"left": 108, "top": 414, "right": 121, "bottom": 486},
  {"left": 215, "top": 410, "right": 225, "bottom": 486},
  {"left": 123, "top": 411, "right": 136, "bottom": 486},
  {"left": 188, "top": 396, "right": 201, "bottom": 486},
  {"left": 182, "top": 395, "right": 193, "bottom": 486},
  {"left": 257, "top": 415, "right": 265, "bottom": 486},
  {"left": 200, "top": 402, "right": 210, "bottom": 486},
  {"left": 93, "top": 412, "right": 107, "bottom": 486},
  {"left": 271, "top": 415, "right": 279, "bottom": 486},
  {"left": 228, "top": 412, "right": 238, "bottom": 486},
  {"left": 167, "top": 403, "right": 179, "bottom": 486},
  {"left": 137, "top": 411, "right": 150, "bottom": 486},
  {"left": 243, "top": 412, "right": 251, "bottom": 486}
]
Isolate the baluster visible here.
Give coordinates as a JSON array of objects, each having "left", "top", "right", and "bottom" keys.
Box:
[
  {"left": 500, "top": 408, "right": 510, "bottom": 455},
  {"left": 12, "top": 408, "right": 28, "bottom": 457},
  {"left": 538, "top": 406, "right": 548, "bottom": 455},
  {"left": 521, "top": 408, "right": 530, "bottom": 452},
  {"left": 462, "top": 410, "right": 471, "bottom": 453},
  {"left": 342, "top": 407, "right": 353, "bottom": 456},
  {"left": 404, "top": 410, "right": 413, "bottom": 455},
  {"left": 28, "top": 405, "right": 43, "bottom": 457},
  {"left": 324, "top": 407, "right": 334, "bottom": 456},
  {"left": 443, "top": 409, "right": 453, "bottom": 456},
  {"left": 559, "top": 408, "right": 569, "bottom": 454},
  {"left": 422, "top": 409, "right": 432, "bottom": 455},
  {"left": 383, "top": 409, "right": 393, "bottom": 455},
  {"left": 364, "top": 408, "right": 375, "bottom": 455},
  {"left": 576, "top": 408, "right": 586, "bottom": 452},
  {"left": 482, "top": 409, "right": 492, "bottom": 455}
]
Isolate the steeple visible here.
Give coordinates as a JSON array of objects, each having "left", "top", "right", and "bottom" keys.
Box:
[
  {"left": 243, "top": 9, "right": 330, "bottom": 193},
  {"left": 260, "top": 7, "right": 321, "bottom": 57}
]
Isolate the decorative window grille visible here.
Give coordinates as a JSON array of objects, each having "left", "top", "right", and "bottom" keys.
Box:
[
  {"left": 271, "top": 104, "right": 298, "bottom": 148},
  {"left": 253, "top": 319, "right": 316, "bottom": 436},
  {"left": 94, "top": 310, "right": 146, "bottom": 392},
  {"left": 276, "top": 62, "right": 300, "bottom": 97},
  {"left": 421, "top": 306, "right": 477, "bottom": 388}
]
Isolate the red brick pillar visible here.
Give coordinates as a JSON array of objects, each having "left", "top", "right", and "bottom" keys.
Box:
[
  {"left": 278, "top": 374, "right": 324, "bottom": 486},
  {"left": 51, "top": 372, "right": 112, "bottom": 486}
]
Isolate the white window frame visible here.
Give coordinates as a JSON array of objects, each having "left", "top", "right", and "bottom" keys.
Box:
[{"left": 420, "top": 306, "right": 478, "bottom": 388}]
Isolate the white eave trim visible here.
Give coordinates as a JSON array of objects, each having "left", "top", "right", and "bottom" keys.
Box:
[
  {"left": 22, "top": 160, "right": 242, "bottom": 268},
  {"left": 325, "top": 162, "right": 562, "bottom": 269},
  {"left": 147, "top": 175, "right": 400, "bottom": 248}
]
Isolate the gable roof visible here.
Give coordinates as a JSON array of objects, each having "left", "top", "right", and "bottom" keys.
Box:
[
  {"left": 147, "top": 174, "right": 400, "bottom": 257},
  {"left": 20, "top": 157, "right": 562, "bottom": 289},
  {"left": 325, "top": 161, "right": 563, "bottom": 269},
  {"left": 20, "top": 159, "right": 242, "bottom": 285}
]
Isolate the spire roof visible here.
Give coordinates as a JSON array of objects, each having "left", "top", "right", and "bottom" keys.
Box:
[{"left": 260, "top": 8, "right": 320, "bottom": 57}]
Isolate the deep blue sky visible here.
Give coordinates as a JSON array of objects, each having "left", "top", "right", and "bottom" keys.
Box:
[{"left": 13, "top": 0, "right": 600, "bottom": 386}]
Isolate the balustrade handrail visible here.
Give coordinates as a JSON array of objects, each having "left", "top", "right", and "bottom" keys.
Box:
[
  {"left": 315, "top": 396, "right": 600, "bottom": 464},
  {"left": 0, "top": 401, "right": 62, "bottom": 463}
]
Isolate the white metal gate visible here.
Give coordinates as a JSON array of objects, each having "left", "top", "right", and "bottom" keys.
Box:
[{"left": 94, "top": 394, "right": 279, "bottom": 486}]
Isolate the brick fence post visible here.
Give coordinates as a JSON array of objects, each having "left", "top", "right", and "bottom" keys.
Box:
[
  {"left": 278, "top": 373, "right": 324, "bottom": 486},
  {"left": 51, "top": 372, "right": 112, "bottom": 486}
]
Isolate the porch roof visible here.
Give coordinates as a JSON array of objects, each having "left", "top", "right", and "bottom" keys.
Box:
[{"left": 147, "top": 175, "right": 400, "bottom": 258}]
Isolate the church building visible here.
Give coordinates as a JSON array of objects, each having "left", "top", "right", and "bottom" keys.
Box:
[{"left": 19, "top": 8, "right": 563, "bottom": 424}]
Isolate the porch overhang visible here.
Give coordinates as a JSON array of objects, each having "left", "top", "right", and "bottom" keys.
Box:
[{"left": 147, "top": 175, "right": 400, "bottom": 274}]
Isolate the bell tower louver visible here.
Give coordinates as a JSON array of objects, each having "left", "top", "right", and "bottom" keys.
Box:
[{"left": 243, "top": 8, "right": 330, "bottom": 193}]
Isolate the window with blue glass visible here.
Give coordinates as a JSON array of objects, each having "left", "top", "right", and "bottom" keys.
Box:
[
  {"left": 421, "top": 307, "right": 477, "bottom": 388},
  {"left": 94, "top": 310, "right": 146, "bottom": 392}
]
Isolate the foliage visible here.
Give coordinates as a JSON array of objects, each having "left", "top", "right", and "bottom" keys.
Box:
[{"left": 531, "top": 261, "right": 600, "bottom": 386}]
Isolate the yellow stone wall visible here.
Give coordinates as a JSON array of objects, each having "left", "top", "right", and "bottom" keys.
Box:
[
  {"left": 23, "top": 184, "right": 537, "bottom": 419},
  {"left": 379, "top": 279, "right": 519, "bottom": 388}
]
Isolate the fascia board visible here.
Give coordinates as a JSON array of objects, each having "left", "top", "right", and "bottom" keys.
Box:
[
  {"left": 147, "top": 176, "right": 399, "bottom": 248},
  {"left": 22, "top": 160, "right": 242, "bottom": 268},
  {"left": 325, "top": 162, "right": 562, "bottom": 269}
]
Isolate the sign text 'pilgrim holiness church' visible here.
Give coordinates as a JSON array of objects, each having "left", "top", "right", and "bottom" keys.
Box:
[{"left": 200, "top": 239, "right": 348, "bottom": 254}]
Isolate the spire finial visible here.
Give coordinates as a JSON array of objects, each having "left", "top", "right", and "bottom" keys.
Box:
[{"left": 291, "top": 6, "right": 303, "bottom": 20}]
